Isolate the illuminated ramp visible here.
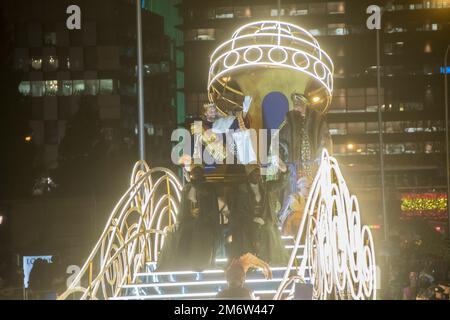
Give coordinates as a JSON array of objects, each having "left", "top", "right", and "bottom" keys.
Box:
[
  {"left": 110, "top": 237, "right": 305, "bottom": 300},
  {"left": 58, "top": 161, "right": 183, "bottom": 300},
  {"left": 58, "top": 160, "right": 299, "bottom": 300},
  {"left": 60, "top": 150, "right": 376, "bottom": 300}
]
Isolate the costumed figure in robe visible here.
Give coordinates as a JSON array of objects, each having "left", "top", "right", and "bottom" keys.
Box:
[
  {"left": 278, "top": 92, "right": 333, "bottom": 176},
  {"left": 191, "top": 98, "right": 253, "bottom": 166},
  {"left": 157, "top": 162, "right": 220, "bottom": 271},
  {"left": 281, "top": 174, "right": 312, "bottom": 237},
  {"left": 229, "top": 161, "right": 290, "bottom": 265},
  {"left": 277, "top": 92, "right": 333, "bottom": 232}
]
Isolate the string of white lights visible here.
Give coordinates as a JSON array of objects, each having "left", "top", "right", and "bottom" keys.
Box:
[
  {"left": 208, "top": 20, "right": 334, "bottom": 111},
  {"left": 275, "top": 149, "right": 377, "bottom": 300},
  {"left": 59, "top": 162, "right": 183, "bottom": 300},
  {"left": 209, "top": 50, "right": 333, "bottom": 92}
]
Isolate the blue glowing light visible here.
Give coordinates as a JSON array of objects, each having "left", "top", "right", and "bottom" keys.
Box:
[{"left": 440, "top": 66, "right": 450, "bottom": 74}]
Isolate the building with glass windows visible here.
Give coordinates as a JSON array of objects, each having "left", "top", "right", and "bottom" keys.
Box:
[
  {"left": 6, "top": 0, "right": 177, "bottom": 169},
  {"left": 179, "top": 0, "right": 450, "bottom": 234}
]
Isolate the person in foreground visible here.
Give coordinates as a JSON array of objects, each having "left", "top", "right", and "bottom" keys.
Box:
[{"left": 216, "top": 253, "right": 272, "bottom": 300}]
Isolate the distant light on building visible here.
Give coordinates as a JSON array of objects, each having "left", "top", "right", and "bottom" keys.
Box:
[
  {"left": 401, "top": 192, "right": 447, "bottom": 220},
  {"left": 347, "top": 143, "right": 354, "bottom": 150},
  {"left": 0, "top": 215, "right": 3, "bottom": 225},
  {"left": 440, "top": 66, "right": 450, "bottom": 74},
  {"left": 25, "top": 136, "right": 32, "bottom": 142},
  {"left": 312, "top": 96, "right": 321, "bottom": 103}
]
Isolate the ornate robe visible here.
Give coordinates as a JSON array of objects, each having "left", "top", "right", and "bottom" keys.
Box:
[
  {"left": 230, "top": 173, "right": 289, "bottom": 265},
  {"left": 278, "top": 109, "right": 333, "bottom": 175},
  {"left": 157, "top": 182, "right": 220, "bottom": 271}
]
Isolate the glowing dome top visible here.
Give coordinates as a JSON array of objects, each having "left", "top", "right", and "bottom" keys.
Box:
[{"left": 208, "top": 21, "right": 334, "bottom": 115}]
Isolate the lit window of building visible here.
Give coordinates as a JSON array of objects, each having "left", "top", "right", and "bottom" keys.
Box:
[
  {"left": 47, "top": 55, "right": 59, "bottom": 70},
  {"left": 329, "top": 123, "right": 347, "bottom": 135},
  {"left": 309, "top": 27, "right": 326, "bottom": 36},
  {"left": 385, "top": 22, "right": 408, "bottom": 33},
  {"left": 59, "top": 80, "right": 73, "bottom": 96},
  {"left": 366, "top": 122, "right": 379, "bottom": 134},
  {"left": 386, "top": 144, "right": 405, "bottom": 155},
  {"left": 31, "top": 81, "right": 44, "bottom": 97},
  {"left": 100, "top": 80, "right": 114, "bottom": 95},
  {"left": 235, "top": 6, "right": 252, "bottom": 18},
  {"left": 367, "top": 144, "right": 379, "bottom": 154},
  {"left": 270, "top": 8, "right": 285, "bottom": 17},
  {"left": 45, "top": 80, "right": 58, "bottom": 96},
  {"left": 384, "top": 42, "right": 405, "bottom": 55},
  {"left": 31, "top": 57, "right": 42, "bottom": 70},
  {"left": 327, "top": 2, "right": 345, "bottom": 14},
  {"left": 186, "top": 29, "right": 216, "bottom": 41},
  {"left": 349, "top": 144, "right": 366, "bottom": 155},
  {"left": 73, "top": 80, "right": 85, "bottom": 95},
  {"left": 328, "top": 23, "right": 348, "bottom": 36},
  {"left": 215, "top": 7, "right": 234, "bottom": 19},
  {"left": 18, "top": 81, "right": 31, "bottom": 96},
  {"left": 287, "top": 4, "right": 308, "bottom": 16},
  {"left": 85, "top": 80, "right": 99, "bottom": 95},
  {"left": 366, "top": 87, "right": 381, "bottom": 111}
]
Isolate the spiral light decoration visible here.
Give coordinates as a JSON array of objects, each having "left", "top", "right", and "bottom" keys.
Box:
[
  {"left": 208, "top": 20, "right": 334, "bottom": 114},
  {"left": 58, "top": 161, "right": 182, "bottom": 300},
  {"left": 275, "top": 149, "right": 377, "bottom": 300}
]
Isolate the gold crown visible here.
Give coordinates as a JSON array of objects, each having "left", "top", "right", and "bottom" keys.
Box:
[{"left": 203, "top": 102, "right": 216, "bottom": 110}]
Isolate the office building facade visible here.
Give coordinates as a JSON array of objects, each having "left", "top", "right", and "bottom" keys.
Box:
[{"left": 6, "top": 0, "right": 177, "bottom": 169}]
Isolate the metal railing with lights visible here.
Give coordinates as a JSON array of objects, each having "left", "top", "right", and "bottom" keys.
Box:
[
  {"left": 58, "top": 150, "right": 376, "bottom": 300},
  {"left": 58, "top": 161, "right": 182, "bottom": 300},
  {"left": 275, "top": 149, "right": 377, "bottom": 300}
]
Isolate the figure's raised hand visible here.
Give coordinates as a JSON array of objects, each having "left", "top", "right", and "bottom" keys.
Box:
[{"left": 243, "top": 96, "right": 253, "bottom": 115}]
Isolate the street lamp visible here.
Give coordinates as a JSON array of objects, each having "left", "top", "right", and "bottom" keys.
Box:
[
  {"left": 444, "top": 44, "right": 450, "bottom": 240},
  {"left": 367, "top": 5, "right": 388, "bottom": 242},
  {"left": 136, "top": 0, "right": 146, "bottom": 161}
]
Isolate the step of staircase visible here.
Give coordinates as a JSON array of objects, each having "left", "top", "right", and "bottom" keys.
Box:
[{"left": 111, "top": 236, "right": 306, "bottom": 300}]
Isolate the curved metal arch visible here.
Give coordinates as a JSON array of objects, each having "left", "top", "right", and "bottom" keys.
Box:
[
  {"left": 274, "top": 149, "right": 377, "bottom": 300},
  {"left": 58, "top": 162, "right": 183, "bottom": 300}
]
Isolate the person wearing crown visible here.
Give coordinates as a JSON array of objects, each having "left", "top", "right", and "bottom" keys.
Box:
[{"left": 277, "top": 92, "right": 332, "bottom": 178}]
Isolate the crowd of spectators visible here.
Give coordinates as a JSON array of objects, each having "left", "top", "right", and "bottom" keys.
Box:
[{"left": 385, "top": 221, "right": 450, "bottom": 300}]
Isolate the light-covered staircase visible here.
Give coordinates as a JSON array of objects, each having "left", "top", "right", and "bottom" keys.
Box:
[{"left": 110, "top": 236, "right": 307, "bottom": 300}]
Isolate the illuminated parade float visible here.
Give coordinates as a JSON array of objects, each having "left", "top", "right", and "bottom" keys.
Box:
[{"left": 59, "top": 21, "right": 376, "bottom": 300}]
